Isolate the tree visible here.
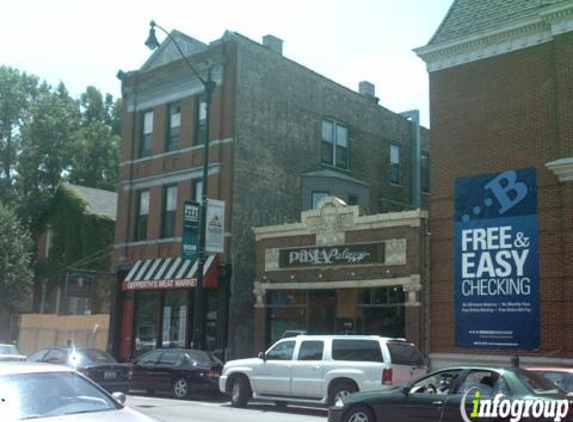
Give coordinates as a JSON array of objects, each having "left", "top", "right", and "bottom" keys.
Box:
[
  {"left": 68, "top": 87, "right": 120, "bottom": 191},
  {"left": 0, "top": 66, "right": 38, "bottom": 204},
  {"left": 0, "top": 203, "right": 34, "bottom": 314}
]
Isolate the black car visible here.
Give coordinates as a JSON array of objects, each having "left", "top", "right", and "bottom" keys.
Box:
[
  {"left": 130, "top": 348, "right": 223, "bottom": 399},
  {"left": 26, "top": 346, "right": 131, "bottom": 393},
  {"left": 329, "top": 366, "right": 573, "bottom": 422}
]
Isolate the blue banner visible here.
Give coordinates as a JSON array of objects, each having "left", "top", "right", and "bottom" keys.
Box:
[
  {"left": 182, "top": 201, "right": 200, "bottom": 261},
  {"left": 454, "top": 168, "right": 539, "bottom": 349}
]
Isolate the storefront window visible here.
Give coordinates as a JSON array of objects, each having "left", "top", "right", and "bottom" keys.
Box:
[
  {"left": 162, "top": 290, "right": 187, "bottom": 348},
  {"left": 268, "top": 290, "right": 306, "bottom": 342},
  {"left": 357, "top": 287, "right": 405, "bottom": 338},
  {"left": 135, "top": 292, "right": 159, "bottom": 355}
]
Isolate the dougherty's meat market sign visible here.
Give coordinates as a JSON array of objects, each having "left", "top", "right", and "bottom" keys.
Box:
[{"left": 279, "top": 243, "right": 385, "bottom": 268}]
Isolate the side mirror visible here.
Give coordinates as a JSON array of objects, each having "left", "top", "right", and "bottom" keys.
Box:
[
  {"left": 401, "top": 384, "right": 410, "bottom": 396},
  {"left": 112, "top": 392, "right": 126, "bottom": 404},
  {"left": 257, "top": 351, "right": 266, "bottom": 361}
]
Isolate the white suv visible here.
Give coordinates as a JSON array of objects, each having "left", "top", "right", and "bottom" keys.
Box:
[{"left": 219, "top": 335, "right": 426, "bottom": 407}]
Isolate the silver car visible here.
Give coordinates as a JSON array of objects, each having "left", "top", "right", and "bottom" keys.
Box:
[
  {"left": 0, "top": 362, "right": 161, "bottom": 421},
  {"left": 0, "top": 344, "right": 26, "bottom": 362}
]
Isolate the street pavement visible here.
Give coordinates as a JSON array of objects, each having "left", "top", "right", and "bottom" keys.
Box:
[{"left": 127, "top": 394, "right": 328, "bottom": 422}]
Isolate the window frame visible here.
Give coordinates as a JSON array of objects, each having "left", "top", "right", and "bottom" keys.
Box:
[
  {"left": 321, "top": 119, "right": 349, "bottom": 169},
  {"left": 195, "top": 96, "right": 207, "bottom": 146},
  {"left": 389, "top": 142, "right": 401, "bottom": 185},
  {"left": 421, "top": 151, "right": 430, "bottom": 193},
  {"left": 161, "top": 184, "right": 177, "bottom": 238},
  {"left": 140, "top": 110, "right": 154, "bottom": 158},
  {"left": 135, "top": 190, "right": 150, "bottom": 241},
  {"left": 165, "top": 102, "right": 181, "bottom": 152}
]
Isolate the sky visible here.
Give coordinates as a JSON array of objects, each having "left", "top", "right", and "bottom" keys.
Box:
[{"left": 1, "top": 0, "right": 454, "bottom": 127}]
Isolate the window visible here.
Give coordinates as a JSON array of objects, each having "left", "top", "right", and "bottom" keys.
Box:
[
  {"left": 161, "top": 185, "right": 177, "bottom": 238},
  {"left": 347, "top": 194, "right": 358, "bottom": 206},
  {"left": 158, "top": 351, "right": 180, "bottom": 365},
  {"left": 192, "top": 180, "right": 203, "bottom": 203},
  {"left": 322, "top": 119, "right": 349, "bottom": 169},
  {"left": 298, "top": 341, "right": 324, "bottom": 361},
  {"left": 195, "top": 96, "right": 207, "bottom": 145},
  {"left": 410, "top": 369, "right": 463, "bottom": 395},
  {"left": 166, "top": 103, "right": 181, "bottom": 152},
  {"left": 421, "top": 152, "right": 430, "bottom": 192},
  {"left": 390, "top": 143, "right": 401, "bottom": 184},
  {"left": 135, "top": 190, "right": 150, "bottom": 241},
  {"left": 140, "top": 110, "right": 153, "bottom": 157},
  {"left": 266, "top": 340, "right": 295, "bottom": 361},
  {"left": 311, "top": 191, "right": 329, "bottom": 208},
  {"left": 138, "top": 350, "right": 161, "bottom": 365},
  {"left": 331, "top": 339, "right": 383, "bottom": 362},
  {"left": 386, "top": 341, "right": 424, "bottom": 366}
]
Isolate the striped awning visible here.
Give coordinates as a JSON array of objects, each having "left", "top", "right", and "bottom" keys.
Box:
[{"left": 122, "top": 255, "right": 217, "bottom": 291}]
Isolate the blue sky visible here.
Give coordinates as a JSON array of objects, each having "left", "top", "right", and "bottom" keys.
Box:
[{"left": 1, "top": 0, "right": 454, "bottom": 127}]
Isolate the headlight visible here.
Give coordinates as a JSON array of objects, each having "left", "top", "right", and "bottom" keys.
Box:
[{"left": 334, "top": 398, "right": 345, "bottom": 408}]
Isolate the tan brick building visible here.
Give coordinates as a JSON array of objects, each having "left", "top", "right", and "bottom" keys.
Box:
[{"left": 415, "top": 0, "right": 573, "bottom": 367}]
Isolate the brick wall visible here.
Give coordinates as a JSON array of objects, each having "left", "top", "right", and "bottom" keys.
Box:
[{"left": 429, "top": 39, "right": 573, "bottom": 358}]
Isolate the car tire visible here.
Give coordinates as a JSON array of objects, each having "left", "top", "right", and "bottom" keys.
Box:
[
  {"left": 230, "top": 375, "right": 251, "bottom": 408},
  {"left": 172, "top": 378, "right": 189, "bottom": 399},
  {"left": 344, "top": 405, "right": 376, "bottom": 422},
  {"left": 329, "top": 380, "right": 358, "bottom": 406}
]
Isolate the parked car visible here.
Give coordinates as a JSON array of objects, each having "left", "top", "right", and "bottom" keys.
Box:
[
  {"left": 328, "top": 366, "right": 573, "bottom": 422},
  {"left": 0, "top": 362, "right": 159, "bottom": 421},
  {"left": 130, "top": 348, "right": 223, "bottom": 399},
  {"left": 0, "top": 344, "right": 26, "bottom": 361},
  {"left": 25, "top": 347, "right": 131, "bottom": 393},
  {"left": 219, "top": 335, "right": 426, "bottom": 408},
  {"left": 528, "top": 367, "right": 573, "bottom": 393}
]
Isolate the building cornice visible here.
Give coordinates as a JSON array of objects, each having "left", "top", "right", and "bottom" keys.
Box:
[
  {"left": 415, "top": 3, "right": 573, "bottom": 72},
  {"left": 546, "top": 157, "right": 573, "bottom": 182}
]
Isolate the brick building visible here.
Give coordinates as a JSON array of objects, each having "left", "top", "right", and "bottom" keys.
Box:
[
  {"left": 113, "top": 29, "right": 429, "bottom": 360},
  {"left": 415, "top": 0, "right": 573, "bottom": 367}
]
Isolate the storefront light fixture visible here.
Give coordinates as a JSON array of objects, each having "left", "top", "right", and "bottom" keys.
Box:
[{"left": 145, "top": 20, "right": 216, "bottom": 351}]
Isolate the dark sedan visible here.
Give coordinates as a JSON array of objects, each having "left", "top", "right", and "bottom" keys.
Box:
[
  {"left": 130, "top": 348, "right": 223, "bottom": 399},
  {"left": 26, "top": 346, "right": 131, "bottom": 393},
  {"left": 329, "top": 366, "right": 573, "bottom": 422}
]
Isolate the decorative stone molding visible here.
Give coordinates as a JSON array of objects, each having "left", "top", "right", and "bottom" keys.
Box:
[
  {"left": 546, "top": 157, "right": 573, "bottom": 182},
  {"left": 385, "top": 239, "right": 407, "bottom": 266},
  {"left": 264, "top": 249, "right": 280, "bottom": 271},
  {"left": 253, "top": 281, "right": 266, "bottom": 308},
  {"left": 415, "top": 3, "right": 573, "bottom": 72},
  {"left": 306, "top": 197, "right": 357, "bottom": 246}
]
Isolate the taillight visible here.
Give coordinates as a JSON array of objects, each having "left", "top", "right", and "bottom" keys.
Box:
[{"left": 382, "top": 368, "right": 393, "bottom": 385}]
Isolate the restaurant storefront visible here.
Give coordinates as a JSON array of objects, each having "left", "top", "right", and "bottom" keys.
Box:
[
  {"left": 116, "top": 255, "right": 229, "bottom": 359},
  {"left": 252, "top": 197, "right": 429, "bottom": 352}
]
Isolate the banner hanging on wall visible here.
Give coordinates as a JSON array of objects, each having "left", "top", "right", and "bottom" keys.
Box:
[
  {"left": 454, "top": 168, "right": 539, "bottom": 349},
  {"left": 182, "top": 201, "right": 200, "bottom": 261}
]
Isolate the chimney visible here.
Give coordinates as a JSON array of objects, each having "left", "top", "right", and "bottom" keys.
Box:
[
  {"left": 263, "top": 35, "right": 283, "bottom": 55},
  {"left": 359, "top": 81, "right": 377, "bottom": 100}
]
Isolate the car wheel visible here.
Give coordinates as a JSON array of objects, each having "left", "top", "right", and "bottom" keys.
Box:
[
  {"left": 329, "top": 380, "right": 358, "bottom": 406},
  {"left": 344, "top": 405, "right": 375, "bottom": 422},
  {"left": 230, "top": 376, "right": 251, "bottom": 408},
  {"left": 172, "top": 378, "right": 189, "bottom": 399}
]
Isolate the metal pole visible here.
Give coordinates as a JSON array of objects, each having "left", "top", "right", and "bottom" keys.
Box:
[{"left": 192, "top": 71, "right": 216, "bottom": 351}]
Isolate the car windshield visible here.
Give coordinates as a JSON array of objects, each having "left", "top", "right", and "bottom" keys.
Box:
[
  {"left": 0, "top": 371, "right": 120, "bottom": 420},
  {"left": 186, "top": 350, "right": 222, "bottom": 366},
  {"left": 516, "top": 369, "right": 564, "bottom": 395},
  {"left": 0, "top": 345, "right": 20, "bottom": 355},
  {"left": 69, "top": 349, "right": 116, "bottom": 365}
]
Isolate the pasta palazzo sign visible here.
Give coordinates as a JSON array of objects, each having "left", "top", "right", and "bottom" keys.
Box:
[{"left": 455, "top": 168, "right": 539, "bottom": 349}]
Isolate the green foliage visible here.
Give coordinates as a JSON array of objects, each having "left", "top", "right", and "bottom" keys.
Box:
[
  {"left": 0, "top": 202, "right": 34, "bottom": 312},
  {"left": 48, "top": 184, "right": 115, "bottom": 272}
]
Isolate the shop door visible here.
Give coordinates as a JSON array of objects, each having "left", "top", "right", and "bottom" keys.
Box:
[{"left": 307, "top": 290, "right": 335, "bottom": 334}]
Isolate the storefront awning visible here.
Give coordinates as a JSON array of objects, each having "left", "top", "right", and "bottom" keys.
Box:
[{"left": 122, "top": 255, "right": 218, "bottom": 291}]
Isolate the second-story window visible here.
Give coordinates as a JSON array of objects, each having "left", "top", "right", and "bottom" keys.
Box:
[
  {"left": 195, "top": 96, "right": 207, "bottom": 145},
  {"left": 311, "top": 191, "right": 329, "bottom": 208},
  {"left": 322, "top": 119, "right": 349, "bottom": 169},
  {"left": 390, "top": 143, "right": 401, "bottom": 184},
  {"left": 140, "top": 110, "right": 153, "bottom": 158},
  {"left": 162, "top": 185, "right": 177, "bottom": 238},
  {"left": 166, "top": 103, "right": 181, "bottom": 152},
  {"left": 135, "top": 190, "right": 150, "bottom": 241},
  {"left": 421, "top": 152, "right": 430, "bottom": 193},
  {"left": 192, "top": 180, "right": 203, "bottom": 203}
]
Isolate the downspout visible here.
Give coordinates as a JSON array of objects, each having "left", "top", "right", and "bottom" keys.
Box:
[{"left": 400, "top": 110, "right": 421, "bottom": 210}]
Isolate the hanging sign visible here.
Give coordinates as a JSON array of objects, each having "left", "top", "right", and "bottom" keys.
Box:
[{"left": 182, "top": 201, "right": 200, "bottom": 261}]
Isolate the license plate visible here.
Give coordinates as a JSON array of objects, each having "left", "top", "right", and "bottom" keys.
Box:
[{"left": 104, "top": 370, "right": 116, "bottom": 380}]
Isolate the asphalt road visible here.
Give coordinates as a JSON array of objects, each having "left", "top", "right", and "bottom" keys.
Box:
[{"left": 127, "top": 394, "right": 328, "bottom": 422}]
